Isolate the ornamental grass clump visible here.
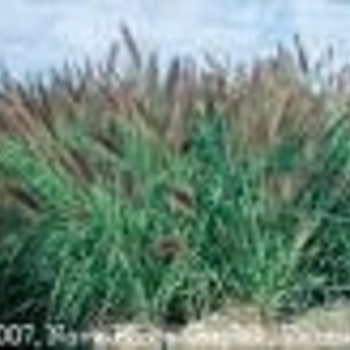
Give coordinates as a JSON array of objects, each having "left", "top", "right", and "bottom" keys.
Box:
[{"left": 1, "top": 28, "right": 350, "bottom": 330}]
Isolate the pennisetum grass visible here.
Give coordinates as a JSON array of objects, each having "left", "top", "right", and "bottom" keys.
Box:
[{"left": 1, "top": 27, "right": 350, "bottom": 333}]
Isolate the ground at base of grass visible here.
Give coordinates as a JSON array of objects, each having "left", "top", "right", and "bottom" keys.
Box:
[{"left": 91, "top": 302, "right": 350, "bottom": 350}]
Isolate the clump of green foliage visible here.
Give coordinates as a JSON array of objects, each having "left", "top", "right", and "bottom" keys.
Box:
[{"left": 1, "top": 29, "right": 350, "bottom": 329}]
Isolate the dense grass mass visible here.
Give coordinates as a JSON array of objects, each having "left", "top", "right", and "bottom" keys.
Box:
[{"left": 2, "top": 30, "right": 350, "bottom": 331}]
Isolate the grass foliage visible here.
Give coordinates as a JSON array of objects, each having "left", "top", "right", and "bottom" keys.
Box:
[{"left": 2, "top": 29, "right": 350, "bottom": 328}]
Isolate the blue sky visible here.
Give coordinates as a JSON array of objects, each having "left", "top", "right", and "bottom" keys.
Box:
[{"left": 1, "top": 0, "right": 350, "bottom": 76}]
